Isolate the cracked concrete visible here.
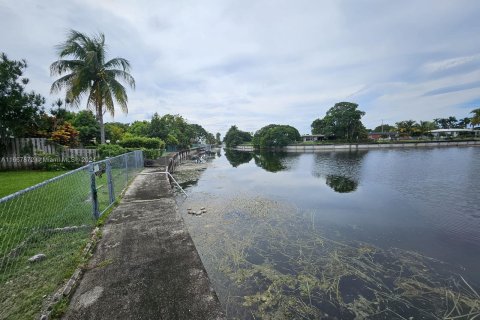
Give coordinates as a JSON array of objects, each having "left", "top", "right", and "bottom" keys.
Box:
[{"left": 63, "top": 167, "right": 225, "bottom": 320}]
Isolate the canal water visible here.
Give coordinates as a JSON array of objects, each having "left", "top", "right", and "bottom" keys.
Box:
[{"left": 177, "top": 147, "right": 480, "bottom": 319}]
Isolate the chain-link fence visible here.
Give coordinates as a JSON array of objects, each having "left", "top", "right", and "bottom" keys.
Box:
[{"left": 0, "top": 150, "right": 143, "bottom": 320}]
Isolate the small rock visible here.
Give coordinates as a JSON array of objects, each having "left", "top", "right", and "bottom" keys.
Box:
[
  {"left": 28, "top": 254, "right": 46, "bottom": 263},
  {"left": 187, "top": 208, "right": 192, "bottom": 211},
  {"left": 200, "top": 207, "right": 205, "bottom": 210}
]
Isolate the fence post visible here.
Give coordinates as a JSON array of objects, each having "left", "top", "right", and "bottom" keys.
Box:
[
  {"left": 88, "top": 162, "right": 99, "bottom": 219},
  {"left": 125, "top": 153, "right": 129, "bottom": 187},
  {"left": 106, "top": 158, "right": 115, "bottom": 204}
]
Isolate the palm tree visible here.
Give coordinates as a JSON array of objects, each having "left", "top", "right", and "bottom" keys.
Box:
[
  {"left": 50, "top": 30, "right": 135, "bottom": 144},
  {"left": 471, "top": 108, "right": 480, "bottom": 128}
]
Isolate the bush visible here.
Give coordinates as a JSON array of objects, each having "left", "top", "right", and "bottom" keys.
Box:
[
  {"left": 252, "top": 124, "right": 301, "bottom": 148},
  {"left": 124, "top": 148, "right": 162, "bottom": 160},
  {"left": 119, "top": 137, "right": 165, "bottom": 149},
  {"left": 97, "top": 144, "right": 127, "bottom": 158}
]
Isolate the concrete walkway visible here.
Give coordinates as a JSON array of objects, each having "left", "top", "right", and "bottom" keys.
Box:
[{"left": 63, "top": 167, "right": 225, "bottom": 320}]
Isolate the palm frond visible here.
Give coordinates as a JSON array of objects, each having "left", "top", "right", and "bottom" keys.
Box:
[
  {"left": 107, "top": 78, "right": 128, "bottom": 114},
  {"left": 104, "top": 58, "right": 131, "bottom": 71},
  {"left": 50, "top": 59, "right": 84, "bottom": 76},
  {"left": 105, "top": 69, "right": 135, "bottom": 89}
]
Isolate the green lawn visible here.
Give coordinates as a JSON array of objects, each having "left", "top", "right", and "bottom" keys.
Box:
[
  {"left": 0, "top": 163, "right": 143, "bottom": 319},
  {"left": 0, "top": 170, "right": 69, "bottom": 198}
]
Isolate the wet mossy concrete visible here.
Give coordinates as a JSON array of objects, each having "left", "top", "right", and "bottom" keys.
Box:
[{"left": 63, "top": 167, "right": 225, "bottom": 320}]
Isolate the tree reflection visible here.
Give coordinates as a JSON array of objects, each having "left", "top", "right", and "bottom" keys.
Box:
[
  {"left": 312, "top": 151, "right": 367, "bottom": 193},
  {"left": 225, "top": 149, "right": 253, "bottom": 167},
  {"left": 325, "top": 175, "right": 358, "bottom": 193},
  {"left": 252, "top": 152, "right": 300, "bottom": 173}
]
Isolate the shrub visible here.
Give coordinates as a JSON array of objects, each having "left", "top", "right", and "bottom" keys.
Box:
[
  {"left": 119, "top": 137, "right": 165, "bottom": 149},
  {"left": 97, "top": 144, "right": 127, "bottom": 158},
  {"left": 125, "top": 148, "right": 162, "bottom": 160}
]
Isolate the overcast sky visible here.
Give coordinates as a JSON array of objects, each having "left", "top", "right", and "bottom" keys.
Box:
[{"left": 1, "top": 0, "right": 480, "bottom": 135}]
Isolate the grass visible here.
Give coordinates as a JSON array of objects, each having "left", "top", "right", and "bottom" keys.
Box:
[
  {"left": 181, "top": 193, "right": 480, "bottom": 319},
  {"left": 0, "top": 170, "right": 69, "bottom": 198},
  {"left": 0, "top": 157, "right": 143, "bottom": 319}
]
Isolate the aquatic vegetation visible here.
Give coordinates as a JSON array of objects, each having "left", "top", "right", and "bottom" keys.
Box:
[{"left": 180, "top": 192, "right": 480, "bottom": 320}]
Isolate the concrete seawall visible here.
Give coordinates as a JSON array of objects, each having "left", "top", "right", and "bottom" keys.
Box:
[
  {"left": 63, "top": 167, "right": 225, "bottom": 320},
  {"left": 234, "top": 140, "right": 480, "bottom": 152}
]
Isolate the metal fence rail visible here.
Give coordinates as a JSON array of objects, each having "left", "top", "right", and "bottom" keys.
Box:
[{"left": 0, "top": 150, "right": 143, "bottom": 319}]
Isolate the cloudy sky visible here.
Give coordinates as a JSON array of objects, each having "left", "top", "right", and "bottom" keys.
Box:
[{"left": 1, "top": 0, "right": 480, "bottom": 135}]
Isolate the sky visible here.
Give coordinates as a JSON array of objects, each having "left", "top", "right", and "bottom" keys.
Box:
[{"left": 1, "top": 0, "right": 480, "bottom": 136}]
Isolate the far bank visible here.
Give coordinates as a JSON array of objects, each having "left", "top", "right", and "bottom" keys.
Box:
[{"left": 233, "top": 140, "right": 480, "bottom": 152}]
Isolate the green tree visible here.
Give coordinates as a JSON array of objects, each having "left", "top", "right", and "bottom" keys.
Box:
[
  {"left": 72, "top": 110, "right": 100, "bottom": 146},
  {"left": 433, "top": 117, "right": 458, "bottom": 129},
  {"left": 311, "top": 102, "right": 366, "bottom": 141},
  {"left": 0, "top": 53, "right": 46, "bottom": 152},
  {"left": 50, "top": 30, "right": 135, "bottom": 144},
  {"left": 128, "top": 120, "right": 150, "bottom": 136},
  {"left": 252, "top": 124, "right": 301, "bottom": 148},
  {"left": 216, "top": 132, "right": 221, "bottom": 145},
  {"left": 373, "top": 124, "right": 396, "bottom": 132},
  {"left": 311, "top": 118, "right": 326, "bottom": 135},
  {"left": 457, "top": 117, "right": 471, "bottom": 129},
  {"left": 470, "top": 108, "right": 480, "bottom": 128},
  {"left": 418, "top": 121, "right": 437, "bottom": 136},
  {"left": 396, "top": 120, "right": 418, "bottom": 137},
  {"left": 224, "top": 125, "right": 252, "bottom": 148},
  {"left": 105, "top": 122, "right": 128, "bottom": 143}
]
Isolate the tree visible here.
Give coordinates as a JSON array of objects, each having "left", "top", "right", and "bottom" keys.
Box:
[
  {"left": 224, "top": 125, "right": 252, "bottom": 148},
  {"left": 105, "top": 122, "right": 128, "bottom": 143},
  {"left": 50, "top": 30, "right": 135, "bottom": 144},
  {"left": 433, "top": 117, "right": 458, "bottom": 129},
  {"left": 311, "top": 118, "right": 326, "bottom": 135},
  {"left": 72, "top": 110, "right": 100, "bottom": 146},
  {"left": 396, "top": 120, "right": 418, "bottom": 137},
  {"left": 216, "top": 132, "right": 221, "bottom": 145},
  {"left": 471, "top": 108, "right": 480, "bottom": 128},
  {"left": 418, "top": 121, "right": 437, "bottom": 136},
  {"left": 457, "top": 117, "right": 471, "bottom": 129},
  {"left": 373, "top": 124, "right": 396, "bottom": 132},
  {"left": 252, "top": 124, "right": 301, "bottom": 148},
  {"left": 50, "top": 122, "right": 79, "bottom": 147},
  {"left": 0, "top": 53, "right": 45, "bottom": 152},
  {"left": 149, "top": 113, "right": 193, "bottom": 148},
  {"left": 128, "top": 120, "right": 150, "bottom": 137},
  {"left": 311, "top": 102, "right": 367, "bottom": 141}
]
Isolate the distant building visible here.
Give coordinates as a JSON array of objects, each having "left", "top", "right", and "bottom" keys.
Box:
[
  {"left": 301, "top": 134, "right": 325, "bottom": 142},
  {"left": 368, "top": 132, "right": 397, "bottom": 141},
  {"left": 429, "top": 128, "right": 479, "bottom": 138}
]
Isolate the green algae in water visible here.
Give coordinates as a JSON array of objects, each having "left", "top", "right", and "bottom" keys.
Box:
[{"left": 179, "top": 193, "right": 480, "bottom": 320}]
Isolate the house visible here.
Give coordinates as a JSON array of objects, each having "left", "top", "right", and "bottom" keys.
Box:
[
  {"left": 301, "top": 134, "right": 325, "bottom": 142},
  {"left": 368, "top": 132, "right": 397, "bottom": 141},
  {"left": 429, "top": 128, "right": 480, "bottom": 138}
]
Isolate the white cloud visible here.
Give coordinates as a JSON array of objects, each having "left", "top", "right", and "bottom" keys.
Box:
[{"left": 1, "top": 0, "right": 480, "bottom": 135}]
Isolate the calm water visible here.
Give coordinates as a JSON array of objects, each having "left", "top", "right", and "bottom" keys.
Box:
[{"left": 178, "top": 147, "right": 480, "bottom": 319}]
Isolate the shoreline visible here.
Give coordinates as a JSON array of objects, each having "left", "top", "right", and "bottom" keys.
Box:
[{"left": 233, "top": 140, "right": 480, "bottom": 152}]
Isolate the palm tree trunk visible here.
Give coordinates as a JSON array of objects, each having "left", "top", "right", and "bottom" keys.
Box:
[{"left": 96, "top": 102, "right": 106, "bottom": 144}]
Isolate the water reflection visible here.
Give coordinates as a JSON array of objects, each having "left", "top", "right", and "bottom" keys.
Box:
[
  {"left": 253, "top": 152, "right": 300, "bottom": 173},
  {"left": 312, "top": 151, "right": 367, "bottom": 193},
  {"left": 325, "top": 175, "right": 358, "bottom": 193},
  {"left": 224, "top": 149, "right": 252, "bottom": 167},
  {"left": 177, "top": 147, "right": 480, "bottom": 319}
]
